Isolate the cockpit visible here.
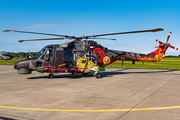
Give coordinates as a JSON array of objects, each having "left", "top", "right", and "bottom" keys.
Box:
[{"left": 35, "top": 46, "right": 54, "bottom": 63}]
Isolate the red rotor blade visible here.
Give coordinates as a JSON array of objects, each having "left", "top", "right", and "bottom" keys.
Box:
[
  {"left": 156, "top": 39, "right": 164, "bottom": 44},
  {"left": 166, "top": 31, "right": 172, "bottom": 43},
  {"left": 168, "top": 44, "right": 178, "bottom": 50},
  {"left": 163, "top": 31, "right": 172, "bottom": 55}
]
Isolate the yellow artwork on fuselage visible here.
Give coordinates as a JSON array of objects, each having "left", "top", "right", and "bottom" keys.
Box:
[
  {"left": 154, "top": 49, "right": 163, "bottom": 62},
  {"left": 137, "top": 48, "right": 163, "bottom": 62},
  {"left": 76, "top": 54, "right": 96, "bottom": 71}
]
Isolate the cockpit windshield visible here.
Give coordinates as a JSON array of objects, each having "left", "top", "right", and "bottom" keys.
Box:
[{"left": 35, "top": 48, "right": 46, "bottom": 58}]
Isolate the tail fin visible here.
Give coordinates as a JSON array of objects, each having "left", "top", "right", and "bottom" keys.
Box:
[{"left": 147, "top": 31, "right": 178, "bottom": 62}]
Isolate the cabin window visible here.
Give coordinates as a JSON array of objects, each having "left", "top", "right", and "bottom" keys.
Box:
[
  {"left": 150, "top": 53, "right": 155, "bottom": 57},
  {"left": 82, "top": 60, "right": 86, "bottom": 63},
  {"left": 64, "top": 52, "right": 74, "bottom": 63}
]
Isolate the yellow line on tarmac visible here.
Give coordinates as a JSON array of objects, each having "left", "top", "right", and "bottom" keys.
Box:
[
  {"left": 0, "top": 105, "right": 180, "bottom": 112},
  {"left": 0, "top": 71, "right": 16, "bottom": 73}
]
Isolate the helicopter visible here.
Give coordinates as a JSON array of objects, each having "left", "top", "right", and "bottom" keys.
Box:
[
  {"left": 3, "top": 28, "right": 178, "bottom": 78},
  {"left": 0, "top": 51, "right": 13, "bottom": 60}
]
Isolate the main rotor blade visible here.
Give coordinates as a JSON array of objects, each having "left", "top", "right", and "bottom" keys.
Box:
[
  {"left": 87, "top": 37, "right": 116, "bottom": 40},
  {"left": 3, "top": 30, "right": 71, "bottom": 38},
  {"left": 18, "top": 38, "right": 65, "bottom": 43},
  {"left": 85, "top": 28, "right": 164, "bottom": 38}
]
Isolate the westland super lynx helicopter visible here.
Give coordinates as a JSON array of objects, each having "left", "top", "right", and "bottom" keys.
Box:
[
  {"left": 0, "top": 51, "right": 13, "bottom": 60},
  {"left": 3, "top": 28, "right": 178, "bottom": 78}
]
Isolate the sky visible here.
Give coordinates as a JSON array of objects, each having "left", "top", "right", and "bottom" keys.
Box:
[{"left": 0, "top": 0, "right": 180, "bottom": 55}]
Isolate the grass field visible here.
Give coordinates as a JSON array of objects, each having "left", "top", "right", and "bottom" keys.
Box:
[
  {"left": 0, "top": 58, "right": 23, "bottom": 65},
  {"left": 0, "top": 58, "right": 180, "bottom": 70}
]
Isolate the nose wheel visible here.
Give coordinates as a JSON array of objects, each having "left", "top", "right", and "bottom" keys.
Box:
[{"left": 48, "top": 73, "right": 54, "bottom": 78}]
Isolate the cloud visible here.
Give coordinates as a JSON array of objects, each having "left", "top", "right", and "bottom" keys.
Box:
[
  {"left": 22, "top": 24, "right": 60, "bottom": 29},
  {"left": 140, "top": 50, "right": 151, "bottom": 54}
]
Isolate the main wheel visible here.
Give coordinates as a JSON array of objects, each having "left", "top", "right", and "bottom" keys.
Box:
[
  {"left": 95, "top": 73, "right": 101, "bottom": 79},
  {"left": 48, "top": 73, "right": 54, "bottom": 78},
  {"left": 83, "top": 73, "right": 88, "bottom": 75}
]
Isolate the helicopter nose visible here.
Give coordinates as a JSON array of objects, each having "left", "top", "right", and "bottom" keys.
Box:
[{"left": 14, "top": 60, "right": 32, "bottom": 74}]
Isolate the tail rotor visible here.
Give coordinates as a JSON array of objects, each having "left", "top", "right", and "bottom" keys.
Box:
[{"left": 155, "top": 31, "right": 178, "bottom": 58}]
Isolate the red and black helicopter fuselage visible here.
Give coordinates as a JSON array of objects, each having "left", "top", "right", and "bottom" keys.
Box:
[
  {"left": 4, "top": 28, "right": 178, "bottom": 78},
  {"left": 14, "top": 40, "right": 110, "bottom": 77}
]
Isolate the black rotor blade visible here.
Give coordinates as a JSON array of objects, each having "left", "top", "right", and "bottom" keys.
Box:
[
  {"left": 85, "top": 28, "right": 164, "bottom": 38},
  {"left": 87, "top": 37, "right": 116, "bottom": 40},
  {"left": 18, "top": 38, "right": 65, "bottom": 43},
  {"left": 3, "top": 30, "right": 72, "bottom": 38}
]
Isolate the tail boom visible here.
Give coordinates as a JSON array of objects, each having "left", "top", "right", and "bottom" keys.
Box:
[{"left": 136, "top": 32, "right": 178, "bottom": 62}]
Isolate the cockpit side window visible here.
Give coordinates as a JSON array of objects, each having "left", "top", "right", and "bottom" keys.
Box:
[
  {"left": 35, "top": 48, "right": 46, "bottom": 58},
  {"left": 45, "top": 49, "right": 54, "bottom": 62}
]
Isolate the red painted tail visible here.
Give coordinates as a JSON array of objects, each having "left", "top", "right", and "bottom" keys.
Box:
[{"left": 147, "top": 32, "right": 178, "bottom": 62}]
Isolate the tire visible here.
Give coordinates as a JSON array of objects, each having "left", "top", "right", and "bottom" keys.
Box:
[
  {"left": 18, "top": 68, "right": 32, "bottom": 74},
  {"left": 83, "top": 73, "right": 88, "bottom": 75},
  {"left": 49, "top": 74, "right": 54, "bottom": 78},
  {"left": 95, "top": 73, "right": 101, "bottom": 79}
]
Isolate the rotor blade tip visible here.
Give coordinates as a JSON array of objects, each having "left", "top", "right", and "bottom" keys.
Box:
[
  {"left": 152, "top": 28, "right": 164, "bottom": 32},
  {"left": 3, "top": 30, "right": 14, "bottom": 32},
  {"left": 18, "top": 40, "right": 23, "bottom": 43},
  {"left": 158, "top": 28, "right": 164, "bottom": 31}
]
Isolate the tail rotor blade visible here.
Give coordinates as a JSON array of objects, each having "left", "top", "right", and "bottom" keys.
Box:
[
  {"left": 163, "top": 31, "right": 172, "bottom": 55},
  {"left": 156, "top": 39, "right": 165, "bottom": 46},
  {"left": 168, "top": 44, "right": 178, "bottom": 50},
  {"left": 166, "top": 31, "right": 172, "bottom": 43},
  {"left": 156, "top": 39, "right": 163, "bottom": 44}
]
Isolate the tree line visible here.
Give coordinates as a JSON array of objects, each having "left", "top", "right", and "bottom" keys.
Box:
[
  {"left": 165, "top": 55, "right": 180, "bottom": 58},
  {"left": 7, "top": 52, "right": 38, "bottom": 58}
]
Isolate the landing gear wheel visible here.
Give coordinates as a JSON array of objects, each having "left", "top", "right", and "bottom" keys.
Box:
[
  {"left": 49, "top": 74, "right": 54, "bottom": 78},
  {"left": 95, "top": 73, "right": 101, "bottom": 79},
  {"left": 83, "top": 73, "right": 88, "bottom": 75}
]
